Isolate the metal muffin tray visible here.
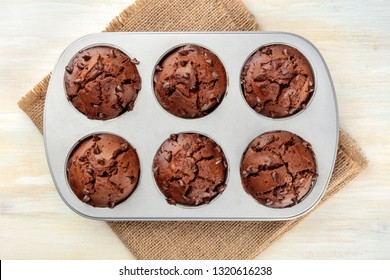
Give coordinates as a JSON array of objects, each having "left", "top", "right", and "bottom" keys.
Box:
[{"left": 44, "top": 32, "right": 339, "bottom": 221}]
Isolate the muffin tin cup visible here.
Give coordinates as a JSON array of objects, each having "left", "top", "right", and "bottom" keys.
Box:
[{"left": 44, "top": 32, "right": 339, "bottom": 221}]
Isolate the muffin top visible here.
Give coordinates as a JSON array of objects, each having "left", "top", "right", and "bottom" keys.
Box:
[
  {"left": 67, "top": 133, "right": 140, "bottom": 208},
  {"left": 154, "top": 44, "right": 227, "bottom": 119},
  {"left": 64, "top": 46, "right": 141, "bottom": 120},
  {"left": 240, "top": 131, "right": 317, "bottom": 208},
  {"left": 241, "top": 45, "right": 314, "bottom": 118},
  {"left": 153, "top": 133, "right": 228, "bottom": 206}
]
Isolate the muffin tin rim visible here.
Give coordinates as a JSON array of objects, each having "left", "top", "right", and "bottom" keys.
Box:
[{"left": 43, "top": 31, "right": 339, "bottom": 221}]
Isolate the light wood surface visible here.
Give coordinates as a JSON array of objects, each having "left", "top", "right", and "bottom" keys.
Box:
[{"left": 0, "top": 0, "right": 389, "bottom": 259}]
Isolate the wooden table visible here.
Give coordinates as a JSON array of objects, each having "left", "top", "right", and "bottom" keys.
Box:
[{"left": 1, "top": 0, "right": 389, "bottom": 259}]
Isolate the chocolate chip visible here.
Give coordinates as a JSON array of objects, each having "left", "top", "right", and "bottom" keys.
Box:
[
  {"left": 178, "top": 49, "right": 189, "bottom": 56},
  {"left": 217, "top": 184, "right": 226, "bottom": 194},
  {"left": 115, "top": 85, "right": 124, "bottom": 93},
  {"left": 223, "top": 160, "right": 228, "bottom": 169},
  {"left": 169, "top": 134, "right": 178, "bottom": 141},
  {"left": 77, "top": 62, "right": 85, "bottom": 70},
  {"left": 82, "top": 54, "right": 91, "bottom": 61},
  {"left": 272, "top": 172, "right": 278, "bottom": 182},
  {"left": 110, "top": 49, "right": 116, "bottom": 58},
  {"left": 265, "top": 48, "right": 272, "bottom": 55},
  {"left": 83, "top": 187, "right": 90, "bottom": 194},
  {"left": 192, "top": 165, "right": 198, "bottom": 173},
  {"left": 112, "top": 103, "right": 122, "bottom": 111},
  {"left": 183, "top": 143, "right": 190, "bottom": 150},
  {"left": 93, "top": 135, "right": 101, "bottom": 141},
  {"left": 130, "top": 57, "right": 139, "bottom": 64},
  {"left": 108, "top": 201, "right": 115, "bottom": 208},
  {"left": 163, "top": 82, "right": 170, "bottom": 89},
  {"left": 166, "top": 198, "right": 176, "bottom": 205},
  {"left": 179, "top": 60, "right": 188, "bottom": 67},
  {"left": 247, "top": 166, "right": 259, "bottom": 174},
  {"left": 86, "top": 168, "right": 93, "bottom": 175},
  {"left": 95, "top": 62, "right": 103, "bottom": 70},
  {"left": 127, "top": 101, "right": 134, "bottom": 111},
  {"left": 93, "top": 145, "right": 101, "bottom": 154},
  {"left": 97, "top": 159, "right": 105, "bottom": 165},
  {"left": 120, "top": 142, "right": 129, "bottom": 150},
  {"left": 163, "top": 151, "right": 172, "bottom": 162},
  {"left": 246, "top": 84, "right": 253, "bottom": 93},
  {"left": 182, "top": 73, "right": 190, "bottom": 79},
  {"left": 263, "top": 199, "right": 272, "bottom": 206},
  {"left": 65, "top": 66, "right": 73, "bottom": 74},
  {"left": 79, "top": 155, "right": 87, "bottom": 162},
  {"left": 200, "top": 99, "right": 217, "bottom": 112}
]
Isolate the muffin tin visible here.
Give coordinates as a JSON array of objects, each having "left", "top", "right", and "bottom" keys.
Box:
[{"left": 44, "top": 32, "right": 339, "bottom": 220}]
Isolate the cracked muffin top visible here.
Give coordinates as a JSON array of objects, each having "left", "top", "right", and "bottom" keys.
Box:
[
  {"left": 153, "top": 44, "right": 227, "bottom": 119},
  {"left": 240, "top": 131, "right": 317, "bottom": 208},
  {"left": 64, "top": 46, "right": 141, "bottom": 120},
  {"left": 241, "top": 44, "right": 314, "bottom": 118},
  {"left": 66, "top": 133, "right": 140, "bottom": 208},
  {"left": 153, "top": 133, "right": 228, "bottom": 206}
]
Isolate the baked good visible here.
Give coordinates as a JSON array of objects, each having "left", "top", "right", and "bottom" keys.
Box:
[
  {"left": 241, "top": 44, "right": 314, "bottom": 118},
  {"left": 153, "top": 133, "right": 228, "bottom": 205},
  {"left": 153, "top": 44, "right": 227, "bottom": 118},
  {"left": 66, "top": 133, "right": 140, "bottom": 208},
  {"left": 64, "top": 46, "right": 141, "bottom": 120},
  {"left": 240, "top": 130, "right": 317, "bottom": 208}
]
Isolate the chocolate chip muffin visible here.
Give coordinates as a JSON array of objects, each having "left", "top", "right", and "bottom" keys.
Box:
[
  {"left": 154, "top": 44, "right": 227, "bottom": 119},
  {"left": 64, "top": 46, "right": 141, "bottom": 120},
  {"left": 67, "top": 133, "right": 140, "bottom": 208},
  {"left": 240, "top": 131, "right": 317, "bottom": 208},
  {"left": 241, "top": 44, "right": 314, "bottom": 118},
  {"left": 153, "top": 133, "right": 228, "bottom": 206}
]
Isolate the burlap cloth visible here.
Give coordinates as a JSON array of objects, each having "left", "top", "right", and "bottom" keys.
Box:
[{"left": 18, "top": 0, "right": 368, "bottom": 259}]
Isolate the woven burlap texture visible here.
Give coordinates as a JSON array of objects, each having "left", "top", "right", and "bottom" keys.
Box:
[{"left": 18, "top": 0, "right": 368, "bottom": 259}]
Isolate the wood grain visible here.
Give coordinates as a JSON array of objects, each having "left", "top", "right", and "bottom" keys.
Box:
[{"left": 0, "top": 0, "right": 389, "bottom": 259}]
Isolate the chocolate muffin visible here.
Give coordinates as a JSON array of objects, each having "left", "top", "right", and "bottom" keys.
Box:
[
  {"left": 153, "top": 44, "right": 227, "bottom": 119},
  {"left": 67, "top": 133, "right": 140, "bottom": 208},
  {"left": 241, "top": 44, "right": 314, "bottom": 118},
  {"left": 64, "top": 46, "right": 141, "bottom": 120},
  {"left": 153, "top": 133, "right": 228, "bottom": 206},
  {"left": 240, "top": 131, "right": 317, "bottom": 208}
]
